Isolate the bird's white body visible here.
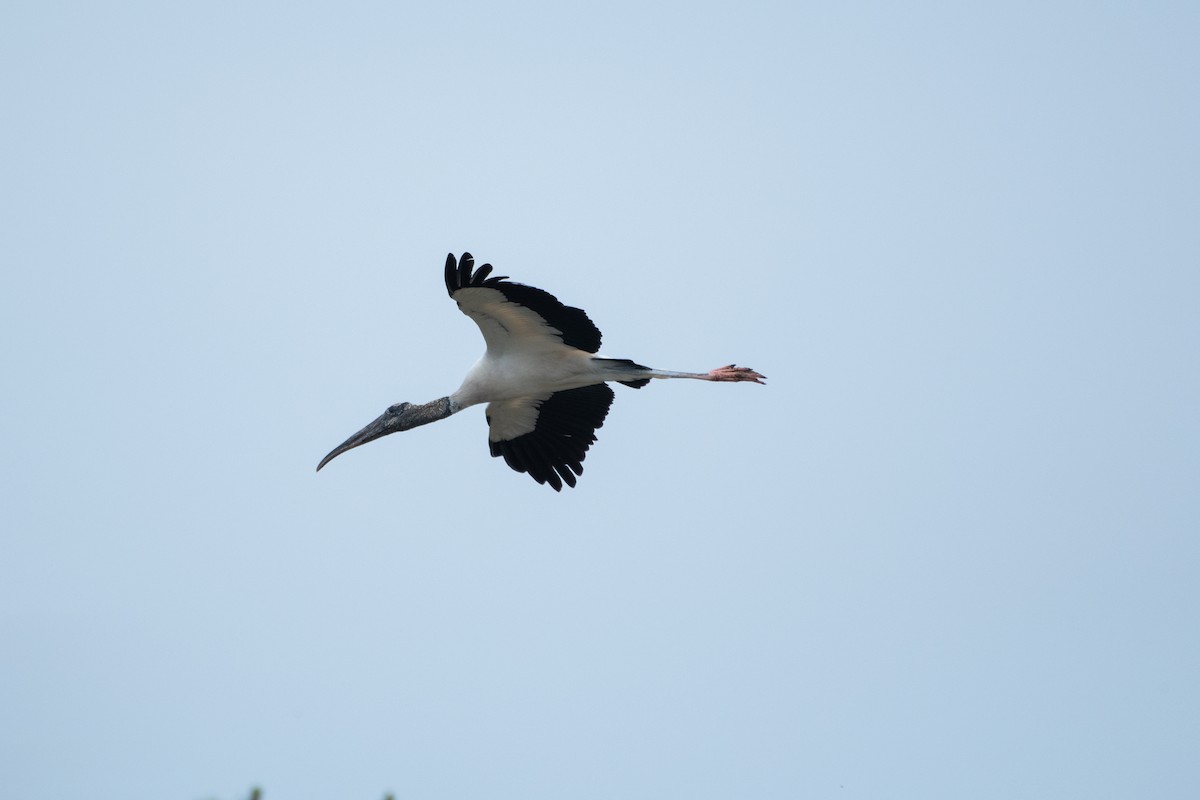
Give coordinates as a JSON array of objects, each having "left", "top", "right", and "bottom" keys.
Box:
[{"left": 452, "top": 350, "right": 631, "bottom": 411}]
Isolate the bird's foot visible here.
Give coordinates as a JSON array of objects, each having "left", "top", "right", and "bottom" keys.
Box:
[{"left": 706, "top": 364, "right": 766, "bottom": 384}]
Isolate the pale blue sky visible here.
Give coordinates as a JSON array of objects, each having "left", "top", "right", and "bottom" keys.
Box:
[{"left": 3, "top": 2, "right": 1198, "bottom": 798}]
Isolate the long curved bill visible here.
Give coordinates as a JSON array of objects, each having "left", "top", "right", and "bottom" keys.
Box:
[{"left": 316, "top": 412, "right": 392, "bottom": 471}]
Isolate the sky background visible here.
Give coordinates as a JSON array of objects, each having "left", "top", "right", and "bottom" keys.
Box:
[{"left": 3, "top": 2, "right": 1198, "bottom": 798}]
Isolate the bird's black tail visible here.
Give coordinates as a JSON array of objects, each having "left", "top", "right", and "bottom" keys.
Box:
[{"left": 595, "top": 358, "right": 653, "bottom": 389}]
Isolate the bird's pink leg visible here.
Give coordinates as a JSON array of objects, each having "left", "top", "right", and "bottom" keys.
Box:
[{"left": 706, "top": 364, "right": 766, "bottom": 384}]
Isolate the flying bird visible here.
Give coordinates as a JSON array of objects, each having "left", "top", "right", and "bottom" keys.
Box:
[{"left": 317, "top": 253, "right": 765, "bottom": 490}]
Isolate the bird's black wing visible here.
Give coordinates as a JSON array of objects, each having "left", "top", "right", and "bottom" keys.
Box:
[
  {"left": 485, "top": 384, "right": 615, "bottom": 491},
  {"left": 445, "top": 252, "right": 603, "bottom": 354}
]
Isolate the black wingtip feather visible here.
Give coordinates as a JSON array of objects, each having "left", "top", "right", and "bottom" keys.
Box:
[
  {"left": 458, "top": 252, "right": 473, "bottom": 293},
  {"left": 554, "top": 462, "right": 578, "bottom": 489},
  {"left": 444, "top": 253, "right": 457, "bottom": 296}
]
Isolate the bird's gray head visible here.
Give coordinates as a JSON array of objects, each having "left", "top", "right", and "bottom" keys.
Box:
[
  {"left": 316, "top": 402, "right": 413, "bottom": 472},
  {"left": 316, "top": 398, "right": 451, "bottom": 472}
]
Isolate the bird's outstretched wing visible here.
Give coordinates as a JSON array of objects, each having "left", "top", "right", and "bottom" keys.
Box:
[
  {"left": 445, "top": 252, "right": 603, "bottom": 354},
  {"left": 485, "top": 383, "right": 615, "bottom": 490}
]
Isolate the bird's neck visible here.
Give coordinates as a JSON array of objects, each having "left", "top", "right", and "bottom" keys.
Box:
[{"left": 400, "top": 397, "right": 454, "bottom": 430}]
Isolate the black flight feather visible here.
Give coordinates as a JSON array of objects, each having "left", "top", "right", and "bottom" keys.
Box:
[{"left": 489, "top": 384, "right": 614, "bottom": 491}]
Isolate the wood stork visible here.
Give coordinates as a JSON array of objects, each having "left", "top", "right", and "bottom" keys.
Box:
[{"left": 317, "top": 253, "right": 765, "bottom": 490}]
